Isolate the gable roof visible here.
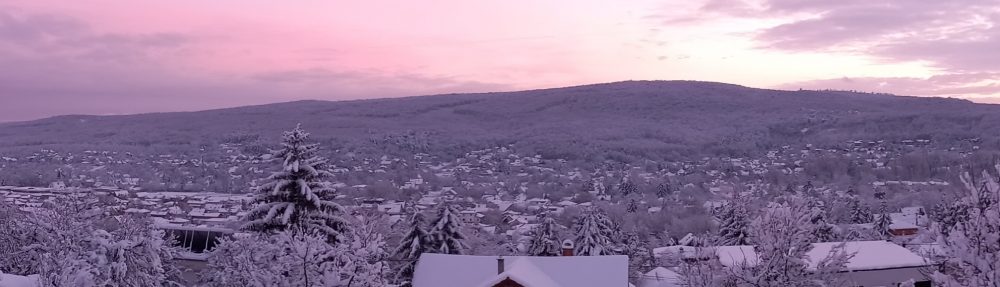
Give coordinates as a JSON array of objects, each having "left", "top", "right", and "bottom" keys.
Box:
[
  {"left": 413, "top": 254, "right": 629, "bottom": 287},
  {"left": 713, "top": 241, "right": 930, "bottom": 271},
  {"left": 474, "top": 259, "right": 559, "bottom": 287}
]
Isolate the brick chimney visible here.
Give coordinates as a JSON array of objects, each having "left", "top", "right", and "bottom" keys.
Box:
[
  {"left": 561, "top": 239, "right": 574, "bottom": 256},
  {"left": 497, "top": 256, "right": 505, "bottom": 274}
]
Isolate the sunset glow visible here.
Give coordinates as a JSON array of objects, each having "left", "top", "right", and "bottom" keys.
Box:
[{"left": 2, "top": 0, "right": 998, "bottom": 121}]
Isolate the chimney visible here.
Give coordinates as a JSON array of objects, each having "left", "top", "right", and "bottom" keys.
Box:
[
  {"left": 497, "top": 256, "right": 505, "bottom": 274},
  {"left": 561, "top": 239, "right": 574, "bottom": 256}
]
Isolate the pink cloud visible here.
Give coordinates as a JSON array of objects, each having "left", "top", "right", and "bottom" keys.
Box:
[{"left": 777, "top": 74, "right": 1000, "bottom": 99}]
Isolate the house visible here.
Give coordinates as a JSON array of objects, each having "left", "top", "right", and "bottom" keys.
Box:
[
  {"left": 460, "top": 210, "right": 483, "bottom": 224},
  {"left": 413, "top": 253, "right": 629, "bottom": 287},
  {"left": 652, "top": 245, "right": 715, "bottom": 263},
  {"left": 712, "top": 241, "right": 932, "bottom": 286},
  {"left": 873, "top": 213, "right": 924, "bottom": 236},
  {"left": 676, "top": 233, "right": 700, "bottom": 246},
  {"left": 889, "top": 221, "right": 921, "bottom": 236}
]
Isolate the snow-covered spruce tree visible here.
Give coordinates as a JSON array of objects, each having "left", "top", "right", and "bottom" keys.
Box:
[
  {"left": 619, "top": 231, "right": 654, "bottom": 281},
  {"left": 527, "top": 217, "right": 562, "bottom": 256},
  {"left": 427, "top": 203, "right": 467, "bottom": 255},
  {"left": 873, "top": 202, "right": 893, "bottom": 240},
  {"left": 848, "top": 195, "right": 874, "bottom": 224},
  {"left": 808, "top": 201, "right": 837, "bottom": 243},
  {"left": 393, "top": 212, "right": 432, "bottom": 285},
  {"left": 731, "top": 197, "right": 854, "bottom": 286},
  {"left": 581, "top": 181, "right": 595, "bottom": 194},
  {"left": 243, "top": 124, "right": 349, "bottom": 243},
  {"left": 618, "top": 178, "right": 637, "bottom": 197},
  {"left": 656, "top": 182, "right": 672, "bottom": 199},
  {"left": 573, "top": 207, "right": 615, "bottom": 256},
  {"left": 930, "top": 196, "right": 969, "bottom": 236},
  {"left": 626, "top": 199, "right": 638, "bottom": 213},
  {"left": 933, "top": 165, "right": 1000, "bottom": 287},
  {"left": 716, "top": 198, "right": 751, "bottom": 246}
]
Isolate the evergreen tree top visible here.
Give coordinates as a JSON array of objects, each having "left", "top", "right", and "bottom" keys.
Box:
[{"left": 243, "top": 125, "right": 348, "bottom": 244}]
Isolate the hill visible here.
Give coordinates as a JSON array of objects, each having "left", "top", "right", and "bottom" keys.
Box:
[{"left": 1, "top": 80, "right": 998, "bottom": 161}]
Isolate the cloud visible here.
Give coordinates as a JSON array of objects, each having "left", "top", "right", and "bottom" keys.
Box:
[
  {"left": 252, "top": 68, "right": 511, "bottom": 97},
  {"left": 650, "top": 0, "right": 1000, "bottom": 73},
  {"left": 0, "top": 9, "right": 192, "bottom": 62},
  {"left": 0, "top": 7, "right": 511, "bottom": 122},
  {"left": 696, "top": 0, "right": 1000, "bottom": 73},
  {"left": 777, "top": 73, "right": 1000, "bottom": 99},
  {"left": 649, "top": 0, "right": 1000, "bottom": 99}
]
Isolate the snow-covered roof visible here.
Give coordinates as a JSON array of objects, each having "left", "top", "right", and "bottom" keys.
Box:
[
  {"left": 639, "top": 267, "right": 682, "bottom": 287},
  {"left": 0, "top": 273, "right": 40, "bottom": 287},
  {"left": 652, "top": 245, "right": 715, "bottom": 260},
  {"left": 556, "top": 200, "right": 577, "bottom": 206},
  {"left": 413, "top": 253, "right": 629, "bottom": 287},
  {"left": 714, "top": 241, "right": 930, "bottom": 271},
  {"left": 887, "top": 213, "right": 923, "bottom": 229}
]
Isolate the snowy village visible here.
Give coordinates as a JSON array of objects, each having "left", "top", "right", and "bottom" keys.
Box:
[
  {"left": 3, "top": 123, "right": 999, "bottom": 287},
  {"left": 4, "top": 1, "right": 1000, "bottom": 286}
]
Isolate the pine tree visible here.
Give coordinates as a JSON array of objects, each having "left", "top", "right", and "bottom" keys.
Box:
[
  {"left": 619, "top": 177, "right": 637, "bottom": 197},
  {"left": 626, "top": 199, "right": 639, "bottom": 213},
  {"left": 582, "top": 181, "right": 595, "bottom": 194},
  {"left": 716, "top": 199, "right": 750, "bottom": 246},
  {"left": 393, "top": 212, "right": 432, "bottom": 286},
  {"left": 808, "top": 204, "right": 836, "bottom": 242},
  {"left": 873, "top": 202, "right": 893, "bottom": 239},
  {"left": 594, "top": 181, "right": 608, "bottom": 198},
  {"left": 848, "top": 196, "right": 874, "bottom": 224},
  {"left": 242, "top": 124, "right": 349, "bottom": 243},
  {"left": 656, "top": 183, "right": 671, "bottom": 199},
  {"left": 427, "top": 203, "right": 467, "bottom": 255},
  {"left": 573, "top": 208, "right": 615, "bottom": 256},
  {"left": 933, "top": 166, "right": 1000, "bottom": 286},
  {"left": 930, "top": 196, "right": 969, "bottom": 236},
  {"left": 527, "top": 217, "right": 562, "bottom": 256},
  {"left": 619, "top": 231, "right": 653, "bottom": 279}
]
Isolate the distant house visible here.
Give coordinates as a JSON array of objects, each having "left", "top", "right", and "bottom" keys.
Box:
[
  {"left": 652, "top": 245, "right": 715, "bottom": 263},
  {"left": 413, "top": 253, "right": 629, "bottom": 287},
  {"left": 460, "top": 210, "right": 482, "bottom": 224},
  {"left": 889, "top": 221, "right": 921, "bottom": 236},
  {"left": 711, "top": 241, "right": 932, "bottom": 287},
  {"left": 873, "top": 212, "right": 925, "bottom": 237}
]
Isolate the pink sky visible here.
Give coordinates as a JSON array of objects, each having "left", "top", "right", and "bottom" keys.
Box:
[{"left": 1, "top": 0, "right": 999, "bottom": 121}]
